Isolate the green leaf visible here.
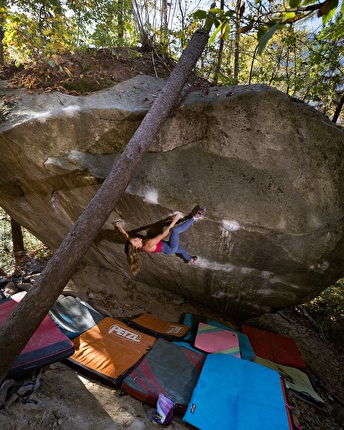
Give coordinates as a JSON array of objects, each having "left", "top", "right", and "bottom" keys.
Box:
[
  {"left": 289, "top": 0, "right": 300, "bottom": 7},
  {"left": 209, "top": 21, "right": 223, "bottom": 43},
  {"left": 191, "top": 10, "right": 208, "bottom": 20},
  {"left": 223, "top": 10, "right": 235, "bottom": 18},
  {"left": 321, "top": 0, "right": 339, "bottom": 24},
  {"left": 283, "top": 11, "right": 305, "bottom": 23},
  {"left": 317, "top": 0, "right": 338, "bottom": 21},
  {"left": 213, "top": 18, "right": 222, "bottom": 28},
  {"left": 205, "top": 16, "right": 215, "bottom": 31},
  {"left": 284, "top": 12, "right": 296, "bottom": 20},
  {"left": 322, "top": 8, "right": 337, "bottom": 24},
  {"left": 332, "top": 20, "right": 344, "bottom": 38},
  {"left": 257, "top": 26, "right": 268, "bottom": 40},
  {"left": 257, "top": 22, "right": 281, "bottom": 55},
  {"left": 209, "top": 7, "right": 224, "bottom": 14},
  {"left": 221, "top": 22, "right": 231, "bottom": 40}
]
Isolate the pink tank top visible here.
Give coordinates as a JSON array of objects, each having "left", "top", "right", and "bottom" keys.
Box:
[{"left": 141, "top": 241, "right": 163, "bottom": 254}]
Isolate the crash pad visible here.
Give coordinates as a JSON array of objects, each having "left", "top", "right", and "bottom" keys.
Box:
[
  {"left": 183, "top": 354, "right": 293, "bottom": 430},
  {"left": 242, "top": 325, "right": 306, "bottom": 369},
  {"left": 0, "top": 295, "right": 74, "bottom": 378},
  {"left": 194, "top": 322, "right": 241, "bottom": 357},
  {"left": 127, "top": 313, "right": 189, "bottom": 341},
  {"left": 49, "top": 295, "right": 104, "bottom": 339},
  {"left": 66, "top": 317, "right": 156, "bottom": 387},
  {"left": 254, "top": 356, "right": 324, "bottom": 407},
  {"left": 182, "top": 313, "right": 255, "bottom": 361},
  {"left": 122, "top": 337, "right": 205, "bottom": 414}
]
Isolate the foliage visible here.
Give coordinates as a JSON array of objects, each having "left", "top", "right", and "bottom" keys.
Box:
[
  {"left": 190, "top": 1, "right": 344, "bottom": 53},
  {"left": 0, "top": 1, "right": 343, "bottom": 120},
  {"left": 0, "top": 208, "right": 49, "bottom": 274},
  {"left": 2, "top": 0, "right": 136, "bottom": 65},
  {"left": 302, "top": 279, "right": 344, "bottom": 347},
  {"left": 3, "top": 2, "right": 76, "bottom": 65},
  {"left": 189, "top": 1, "right": 344, "bottom": 123},
  {"left": 246, "top": 19, "right": 344, "bottom": 121},
  {"left": 301, "top": 18, "right": 344, "bottom": 118}
]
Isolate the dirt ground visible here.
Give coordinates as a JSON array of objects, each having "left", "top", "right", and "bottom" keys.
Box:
[
  {"left": 0, "top": 257, "right": 343, "bottom": 430},
  {"left": 0, "top": 48, "right": 209, "bottom": 96}
]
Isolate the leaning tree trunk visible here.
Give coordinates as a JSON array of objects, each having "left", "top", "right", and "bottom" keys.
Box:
[{"left": 0, "top": 28, "right": 209, "bottom": 383}]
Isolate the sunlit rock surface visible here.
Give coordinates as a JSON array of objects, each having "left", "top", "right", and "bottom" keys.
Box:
[{"left": 0, "top": 76, "right": 343, "bottom": 318}]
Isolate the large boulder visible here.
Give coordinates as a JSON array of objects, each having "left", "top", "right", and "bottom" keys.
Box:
[{"left": 0, "top": 76, "right": 343, "bottom": 318}]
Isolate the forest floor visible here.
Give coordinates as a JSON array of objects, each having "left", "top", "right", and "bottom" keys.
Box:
[
  {"left": 0, "top": 47, "right": 210, "bottom": 96},
  {"left": 0, "top": 50, "right": 343, "bottom": 429}
]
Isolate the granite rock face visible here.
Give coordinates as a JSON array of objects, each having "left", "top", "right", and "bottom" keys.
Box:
[{"left": 1, "top": 76, "right": 343, "bottom": 318}]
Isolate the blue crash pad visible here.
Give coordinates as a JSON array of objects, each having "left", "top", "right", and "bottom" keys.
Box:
[{"left": 183, "top": 354, "right": 292, "bottom": 430}]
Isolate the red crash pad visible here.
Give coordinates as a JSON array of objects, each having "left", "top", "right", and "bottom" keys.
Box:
[{"left": 242, "top": 325, "right": 306, "bottom": 369}]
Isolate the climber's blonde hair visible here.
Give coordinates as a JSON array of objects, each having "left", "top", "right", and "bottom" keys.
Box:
[{"left": 125, "top": 240, "right": 141, "bottom": 276}]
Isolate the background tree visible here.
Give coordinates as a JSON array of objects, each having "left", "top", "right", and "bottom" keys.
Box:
[
  {"left": 130, "top": 0, "right": 153, "bottom": 50},
  {"left": 0, "top": 0, "right": 6, "bottom": 65},
  {"left": 0, "top": 208, "right": 47, "bottom": 274},
  {"left": 0, "top": 25, "right": 4, "bottom": 65},
  {"left": 10, "top": 218, "right": 25, "bottom": 269}
]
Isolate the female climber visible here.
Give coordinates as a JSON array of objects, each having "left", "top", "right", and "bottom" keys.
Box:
[{"left": 114, "top": 207, "right": 206, "bottom": 276}]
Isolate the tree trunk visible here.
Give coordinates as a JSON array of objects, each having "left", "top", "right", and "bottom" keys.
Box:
[
  {"left": 160, "top": 0, "right": 169, "bottom": 54},
  {"left": 117, "top": 0, "right": 124, "bottom": 42},
  {"left": 332, "top": 92, "right": 344, "bottom": 124},
  {"left": 10, "top": 218, "right": 25, "bottom": 269},
  {"left": 213, "top": 38, "right": 224, "bottom": 85},
  {"left": 131, "top": 0, "right": 152, "bottom": 51},
  {"left": 233, "top": 0, "right": 243, "bottom": 83},
  {"left": 0, "top": 27, "right": 4, "bottom": 66},
  {"left": 0, "top": 2, "right": 6, "bottom": 65},
  {"left": 213, "top": 0, "right": 225, "bottom": 86},
  {"left": 0, "top": 28, "right": 209, "bottom": 383}
]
